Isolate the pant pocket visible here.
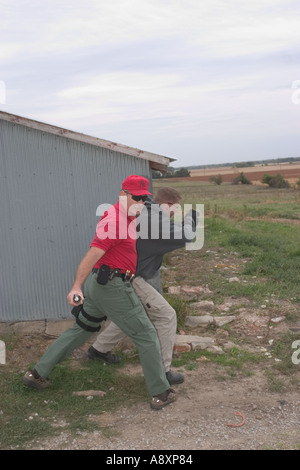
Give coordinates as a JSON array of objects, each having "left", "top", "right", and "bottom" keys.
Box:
[
  {"left": 123, "top": 283, "right": 141, "bottom": 308},
  {"left": 121, "top": 310, "right": 148, "bottom": 336}
]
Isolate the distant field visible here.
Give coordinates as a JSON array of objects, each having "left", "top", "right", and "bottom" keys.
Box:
[
  {"left": 153, "top": 178, "right": 300, "bottom": 300},
  {"left": 153, "top": 178, "right": 300, "bottom": 221},
  {"left": 180, "top": 162, "right": 300, "bottom": 184}
]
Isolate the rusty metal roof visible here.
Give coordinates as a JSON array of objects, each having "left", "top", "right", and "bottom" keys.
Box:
[{"left": 0, "top": 111, "right": 175, "bottom": 172}]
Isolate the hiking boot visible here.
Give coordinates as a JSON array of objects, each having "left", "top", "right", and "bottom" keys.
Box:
[
  {"left": 87, "top": 346, "right": 121, "bottom": 364},
  {"left": 22, "top": 370, "right": 50, "bottom": 390},
  {"left": 151, "top": 388, "right": 176, "bottom": 410},
  {"left": 166, "top": 370, "right": 184, "bottom": 385}
]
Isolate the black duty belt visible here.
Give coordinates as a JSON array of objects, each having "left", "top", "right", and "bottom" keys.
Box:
[{"left": 92, "top": 267, "right": 135, "bottom": 282}]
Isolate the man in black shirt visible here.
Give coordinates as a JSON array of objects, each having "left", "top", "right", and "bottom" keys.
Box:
[{"left": 88, "top": 187, "right": 198, "bottom": 386}]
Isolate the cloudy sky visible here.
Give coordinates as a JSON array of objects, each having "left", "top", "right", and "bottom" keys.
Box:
[{"left": 1, "top": 0, "right": 300, "bottom": 167}]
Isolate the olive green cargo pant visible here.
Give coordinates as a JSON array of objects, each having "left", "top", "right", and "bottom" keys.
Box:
[
  {"left": 92, "top": 275, "right": 177, "bottom": 371},
  {"left": 34, "top": 272, "right": 170, "bottom": 397}
]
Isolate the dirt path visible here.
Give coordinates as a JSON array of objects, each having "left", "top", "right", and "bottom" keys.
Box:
[{"left": 26, "top": 361, "right": 300, "bottom": 451}]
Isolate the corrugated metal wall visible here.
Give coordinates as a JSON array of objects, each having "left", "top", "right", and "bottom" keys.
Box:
[{"left": 0, "top": 119, "right": 152, "bottom": 322}]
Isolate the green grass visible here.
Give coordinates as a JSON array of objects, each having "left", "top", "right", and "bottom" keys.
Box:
[
  {"left": 154, "top": 180, "right": 300, "bottom": 220},
  {"left": 204, "top": 216, "right": 300, "bottom": 301},
  {"left": 164, "top": 294, "right": 190, "bottom": 330},
  {"left": 155, "top": 180, "right": 300, "bottom": 301},
  {"left": 172, "top": 347, "right": 262, "bottom": 379},
  {"left": 0, "top": 356, "right": 148, "bottom": 449}
]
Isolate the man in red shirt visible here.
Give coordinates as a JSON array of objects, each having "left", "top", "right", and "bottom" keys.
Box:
[{"left": 23, "top": 175, "right": 175, "bottom": 410}]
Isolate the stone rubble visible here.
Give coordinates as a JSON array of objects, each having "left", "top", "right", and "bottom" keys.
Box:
[{"left": 170, "top": 284, "right": 238, "bottom": 354}]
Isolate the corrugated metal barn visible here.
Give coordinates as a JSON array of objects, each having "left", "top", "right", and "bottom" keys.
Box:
[{"left": 0, "top": 111, "right": 172, "bottom": 323}]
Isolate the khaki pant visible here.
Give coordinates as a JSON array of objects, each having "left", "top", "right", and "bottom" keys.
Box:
[
  {"left": 93, "top": 276, "right": 177, "bottom": 371},
  {"left": 34, "top": 273, "right": 170, "bottom": 397}
]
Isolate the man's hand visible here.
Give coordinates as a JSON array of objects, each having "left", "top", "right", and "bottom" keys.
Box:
[
  {"left": 66, "top": 246, "right": 105, "bottom": 307},
  {"left": 67, "top": 288, "right": 84, "bottom": 307}
]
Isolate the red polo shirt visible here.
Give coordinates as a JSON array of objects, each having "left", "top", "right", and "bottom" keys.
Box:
[{"left": 90, "top": 201, "right": 137, "bottom": 274}]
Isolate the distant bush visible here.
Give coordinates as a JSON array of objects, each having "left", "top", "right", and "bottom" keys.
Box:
[
  {"left": 234, "top": 161, "right": 255, "bottom": 168},
  {"left": 262, "top": 174, "right": 290, "bottom": 188},
  {"left": 174, "top": 168, "right": 190, "bottom": 177},
  {"left": 232, "top": 172, "right": 252, "bottom": 185},
  {"left": 153, "top": 167, "right": 190, "bottom": 178},
  {"left": 210, "top": 174, "right": 223, "bottom": 185}
]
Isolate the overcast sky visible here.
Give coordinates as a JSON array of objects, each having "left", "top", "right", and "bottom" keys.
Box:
[{"left": 1, "top": 0, "right": 300, "bottom": 167}]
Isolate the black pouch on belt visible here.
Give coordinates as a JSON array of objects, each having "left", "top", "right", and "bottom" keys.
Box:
[{"left": 96, "top": 264, "right": 111, "bottom": 285}]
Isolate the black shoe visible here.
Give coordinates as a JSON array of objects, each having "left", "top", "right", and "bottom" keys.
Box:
[
  {"left": 166, "top": 370, "right": 184, "bottom": 385},
  {"left": 87, "top": 346, "right": 121, "bottom": 364}
]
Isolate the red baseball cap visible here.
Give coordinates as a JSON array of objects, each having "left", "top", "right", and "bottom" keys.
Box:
[{"left": 122, "top": 175, "right": 152, "bottom": 196}]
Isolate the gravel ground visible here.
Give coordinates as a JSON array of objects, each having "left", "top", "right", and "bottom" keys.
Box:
[{"left": 26, "top": 363, "right": 300, "bottom": 451}]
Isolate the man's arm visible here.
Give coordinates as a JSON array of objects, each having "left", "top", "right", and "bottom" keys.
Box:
[
  {"left": 67, "top": 247, "right": 105, "bottom": 306},
  {"left": 161, "top": 209, "right": 198, "bottom": 245}
]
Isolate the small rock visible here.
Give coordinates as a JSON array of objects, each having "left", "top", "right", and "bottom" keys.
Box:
[
  {"left": 290, "top": 327, "right": 300, "bottom": 333},
  {"left": 181, "top": 285, "right": 212, "bottom": 294},
  {"left": 195, "top": 344, "right": 223, "bottom": 354},
  {"left": 196, "top": 356, "right": 210, "bottom": 362},
  {"left": 229, "top": 277, "right": 240, "bottom": 283},
  {"left": 185, "top": 315, "right": 235, "bottom": 328},
  {"left": 174, "top": 334, "right": 219, "bottom": 353},
  {"left": 72, "top": 390, "right": 106, "bottom": 397},
  {"left": 190, "top": 300, "right": 215, "bottom": 311},
  {"left": 218, "top": 306, "right": 231, "bottom": 313},
  {"left": 214, "top": 316, "right": 235, "bottom": 327},
  {"left": 173, "top": 344, "right": 191, "bottom": 353},
  {"left": 223, "top": 341, "right": 236, "bottom": 351},
  {"left": 168, "top": 286, "right": 181, "bottom": 295},
  {"left": 185, "top": 315, "right": 214, "bottom": 327},
  {"left": 270, "top": 316, "right": 285, "bottom": 323}
]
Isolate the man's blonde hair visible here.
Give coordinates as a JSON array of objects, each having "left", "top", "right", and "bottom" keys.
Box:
[{"left": 154, "top": 187, "right": 182, "bottom": 204}]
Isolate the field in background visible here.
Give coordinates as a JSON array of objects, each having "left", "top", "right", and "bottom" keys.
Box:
[
  {"left": 154, "top": 178, "right": 300, "bottom": 301},
  {"left": 153, "top": 178, "right": 300, "bottom": 221},
  {"left": 174, "top": 162, "right": 300, "bottom": 185}
]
